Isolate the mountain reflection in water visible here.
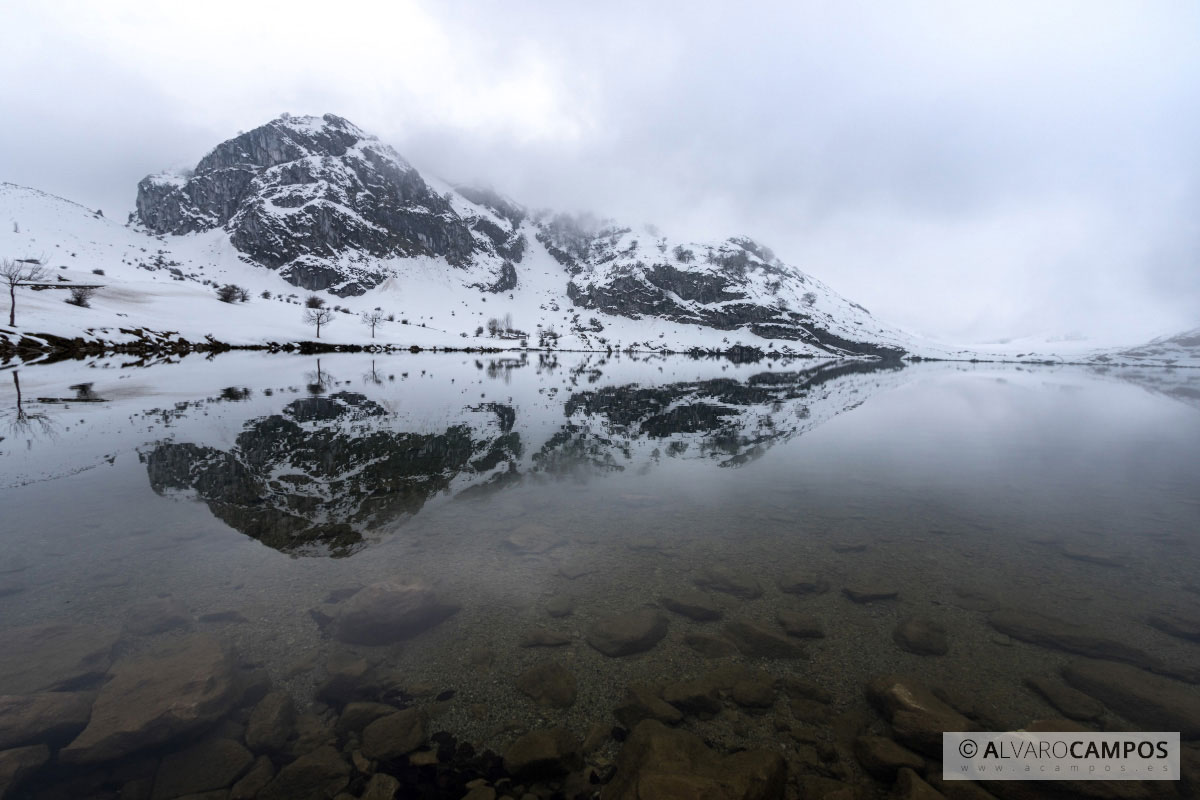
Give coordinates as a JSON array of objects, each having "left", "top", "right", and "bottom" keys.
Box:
[{"left": 137, "top": 358, "right": 903, "bottom": 556}]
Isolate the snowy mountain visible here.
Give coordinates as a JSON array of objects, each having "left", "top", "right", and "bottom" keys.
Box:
[
  {"left": 119, "top": 112, "right": 912, "bottom": 356},
  {"left": 1103, "top": 326, "right": 1200, "bottom": 367},
  {"left": 6, "top": 113, "right": 1184, "bottom": 364}
]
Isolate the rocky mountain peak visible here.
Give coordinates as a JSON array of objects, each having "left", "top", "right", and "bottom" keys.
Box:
[{"left": 131, "top": 113, "right": 512, "bottom": 295}]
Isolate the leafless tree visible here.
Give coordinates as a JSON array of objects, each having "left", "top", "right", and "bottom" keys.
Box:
[
  {"left": 305, "top": 359, "right": 333, "bottom": 394},
  {"left": 7, "top": 370, "right": 54, "bottom": 440},
  {"left": 360, "top": 309, "right": 385, "bottom": 338},
  {"left": 1, "top": 257, "right": 50, "bottom": 326},
  {"left": 363, "top": 360, "right": 383, "bottom": 385},
  {"left": 304, "top": 306, "right": 334, "bottom": 338}
]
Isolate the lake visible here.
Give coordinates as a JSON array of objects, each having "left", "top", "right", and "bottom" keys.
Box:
[{"left": 2, "top": 352, "right": 1199, "bottom": 799}]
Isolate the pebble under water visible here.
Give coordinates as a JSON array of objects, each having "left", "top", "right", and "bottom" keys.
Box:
[{"left": 1, "top": 352, "right": 1199, "bottom": 800}]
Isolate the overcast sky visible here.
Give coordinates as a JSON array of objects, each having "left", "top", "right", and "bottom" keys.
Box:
[{"left": 2, "top": 0, "right": 1197, "bottom": 344}]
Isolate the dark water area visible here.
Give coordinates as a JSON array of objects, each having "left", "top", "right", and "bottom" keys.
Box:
[{"left": 1, "top": 352, "right": 1199, "bottom": 800}]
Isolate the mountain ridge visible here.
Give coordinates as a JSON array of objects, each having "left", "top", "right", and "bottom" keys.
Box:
[{"left": 128, "top": 112, "right": 911, "bottom": 356}]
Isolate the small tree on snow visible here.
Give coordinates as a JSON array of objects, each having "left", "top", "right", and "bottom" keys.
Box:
[
  {"left": 305, "top": 294, "right": 326, "bottom": 309},
  {"left": 66, "top": 286, "right": 97, "bottom": 307},
  {"left": 304, "top": 306, "right": 334, "bottom": 338},
  {"left": 1, "top": 257, "right": 50, "bottom": 326},
  {"left": 360, "top": 309, "right": 385, "bottom": 338},
  {"left": 216, "top": 284, "right": 241, "bottom": 303}
]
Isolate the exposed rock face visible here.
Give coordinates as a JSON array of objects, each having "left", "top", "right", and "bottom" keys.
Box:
[
  {"left": 132, "top": 113, "right": 911, "bottom": 353},
  {"left": 60, "top": 634, "right": 241, "bottom": 764},
  {"left": 133, "top": 114, "right": 519, "bottom": 296},
  {"left": 549, "top": 223, "right": 906, "bottom": 355},
  {"left": 331, "top": 581, "right": 458, "bottom": 645},
  {"left": 601, "top": 719, "right": 786, "bottom": 800}
]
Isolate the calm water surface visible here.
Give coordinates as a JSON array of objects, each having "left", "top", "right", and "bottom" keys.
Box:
[{"left": 1, "top": 353, "right": 1198, "bottom": 798}]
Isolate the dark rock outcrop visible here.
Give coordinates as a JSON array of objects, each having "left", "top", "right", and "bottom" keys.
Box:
[{"left": 134, "top": 114, "right": 520, "bottom": 296}]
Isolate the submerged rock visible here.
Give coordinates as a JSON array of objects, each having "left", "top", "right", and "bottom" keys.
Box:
[
  {"left": 335, "top": 701, "right": 398, "bottom": 738},
  {"left": 842, "top": 582, "right": 899, "bottom": 603},
  {"left": 331, "top": 581, "right": 458, "bottom": 645},
  {"left": 1061, "top": 659, "right": 1200, "bottom": 737},
  {"left": 988, "top": 608, "right": 1162, "bottom": 672},
  {"left": 0, "top": 623, "right": 117, "bottom": 695},
  {"left": 662, "top": 678, "right": 722, "bottom": 717},
  {"left": 777, "top": 609, "right": 825, "bottom": 639},
  {"left": 694, "top": 566, "right": 764, "bottom": 600},
  {"left": 0, "top": 744, "right": 49, "bottom": 799},
  {"left": 892, "top": 617, "right": 948, "bottom": 655},
  {"left": 1147, "top": 607, "right": 1200, "bottom": 643},
  {"left": 777, "top": 571, "right": 830, "bottom": 595},
  {"left": 503, "top": 524, "right": 564, "bottom": 554},
  {"left": 602, "top": 719, "right": 786, "bottom": 800},
  {"left": 866, "top": 675, "right": 974, "bottom": 756},
  {"left": 685, "top": 633, "right": 739, "bottom": 658},
  {"left": 660, "top": 588, "right": 722, "bottom": 621},
  {"left": 853, "top": 735, "right": 924, "bottom": 779},
  {"left": 614, "top": 684, "right": 684, "bottom": 728},
  {"left": 515, "top": 661, "right": 577, "bottom": 709},
  {"left": 230, "top": 755, "right": 275, "bottom": 800},
  {"left": 245, "top": 691, "right": 296, "bottom": 753},
  {"left": 724, "top": 620, "right": 804, "bottom": 658},
  {"left": 123, "top": 596, "right": 193, "bottom": 636},
  {"left": 545, "top": 593, "right": 576, "bottom": 618},
  {"left": 586, "top": 610, "right": 669, "bottom": 657},
  {"left": 257, "top": 745, "right": 351, "bottom": 800},
  {"left": 519, "top": 628, "right": 572, "bottom": 648},
  {"left": 893, "top": 767, "right": 946, "bottom": 800},
  {"left": 151, "top": 737, "right": 254, "bottom": 800},
  {"left": 730, "top": 670, "right": 777, "bottom": 709},
  {"left": 503, "top": 727, "right": 580, "bottom": 779},
  {"left": 60, "top": 634, "right": 240, "bottom": 764},
  {"left": 0, "top": 692, "right": 94, "bottom": 750},
  {"left": 361, "top": 709, "right": 428, "bottom": 760},
  {"left": 1023, "top": 676, "right": 1104, "bottom": 722}
]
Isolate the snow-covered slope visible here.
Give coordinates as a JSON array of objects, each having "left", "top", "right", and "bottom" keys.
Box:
[
  {"left": 1100, "top": 327, "right": 1200, "bottom": 368},
  {"left": 120, "top": 113, "right": 917, "bottom": 356},
  {"left": 2, "top": 113, "right": 1188, "bottom": 364}
]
